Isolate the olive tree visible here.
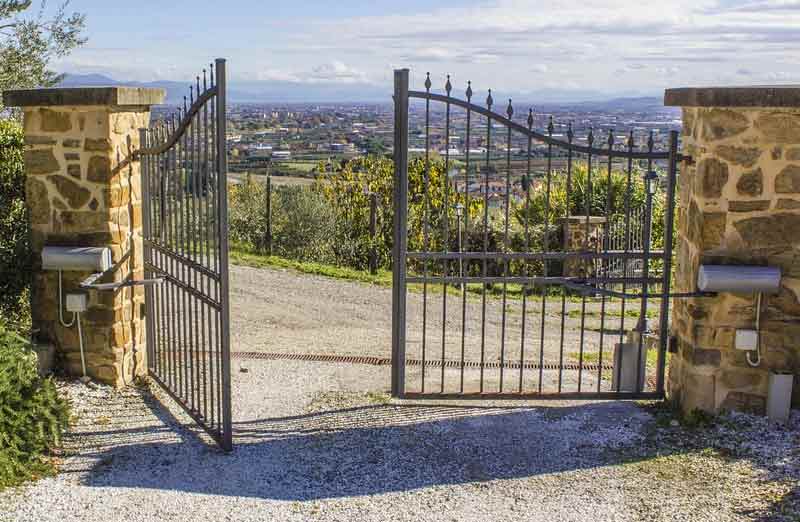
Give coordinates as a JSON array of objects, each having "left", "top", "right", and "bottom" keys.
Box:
[{"left": 0, "top": 0, "right": 86, "bottom": 112}]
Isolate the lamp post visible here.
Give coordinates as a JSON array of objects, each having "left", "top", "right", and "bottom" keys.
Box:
[{"left": 454, "top": 202, "right": 465, "bottom": 292}]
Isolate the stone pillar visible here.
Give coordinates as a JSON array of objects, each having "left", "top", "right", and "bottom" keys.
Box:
[
  {"left": 665, "top": 86, "right": 800, "bottom": 414},
  {"left": 560, "top": 216, "right": 606, "bottom": 277},
  {"left": 4, "top": 87, "right": 165, "bottom": 387}
]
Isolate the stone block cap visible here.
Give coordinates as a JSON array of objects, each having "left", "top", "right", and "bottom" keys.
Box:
[
  {"left": 665, "top": 86, "right": 800, "bottom": 108},
  {"left": 3, "top": 87, "right": 166, "bottom": 107}
]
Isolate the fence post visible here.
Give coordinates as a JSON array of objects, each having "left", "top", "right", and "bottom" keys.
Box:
[
  {"left": 391, "top": 68, "right": 409, "bottom": 398},
  {"left": 656, "top": 131, "right": 678, "bottom": 396},
  {"left": 369, "top": 191, "right": 378, "bottom": 275},
  {"left": 214, "top": 57, "right": 233, "bottom": 452},
  {"left": 265, "top": 174, "right": 272, "bottom": 256}
]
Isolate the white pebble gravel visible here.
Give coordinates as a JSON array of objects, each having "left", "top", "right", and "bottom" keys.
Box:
[
  {"left": 0, "top": 361, "right": 797, "bottom": 522},
  {"left": 1, "top": 265, "right": 797, "bottom": 521}
]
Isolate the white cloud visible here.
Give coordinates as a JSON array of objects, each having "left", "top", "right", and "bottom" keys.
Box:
[
  {"left": 305, "top": 61, "right": 369, "bottom": 84},
  {"left": 54, "top": 0, "right": 800, "bottom": 98}
]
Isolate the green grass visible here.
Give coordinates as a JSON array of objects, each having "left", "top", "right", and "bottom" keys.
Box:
[
  {"left": 230, "top": 246, "right": 588, "bottom": 303},
  {"left": 229, "top": 247, "right": 393, "bottom": 287},
  {"left": 567, "top": 308, "right": 659, "bottom": 319},
  {"left": 567, "top": 348, "right": 667, "bottom": 367},
  {"left": 229, "top": 246, "right": 660, "bottom": 309},
  {"left": 279, "top": 161, "right": 318, "bottom": 172}
]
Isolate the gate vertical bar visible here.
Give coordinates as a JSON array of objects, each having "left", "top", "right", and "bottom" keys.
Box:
[
  {"left": 215, "top": 58, "right": 233, "bottom": 451},
  {"left": 391, "top": 68, "right": 409, "bottom": 398},
  {"left": 656, "top": 130, "right": 679, "bottom": 395},
  {"left": 141, "top": 129, "right": 155, "bottom": 374}
]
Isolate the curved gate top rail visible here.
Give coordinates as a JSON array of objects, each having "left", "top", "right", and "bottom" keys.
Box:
[
  {"left": 392, "top": 68, "right": 680, "bottom": 401},
  {"left": 139, "top": 58, "right": 232, "bottom": 451},
  {"left": 407, "top": 75, "right": 691, "bottom": 163}
]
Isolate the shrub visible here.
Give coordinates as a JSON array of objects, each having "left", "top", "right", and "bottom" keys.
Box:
[
  {"left": 229, "top": 175, "right": 336, "bottom": 263},
  {"left": 515, "top": 162, "right": 668, "bottom": 251},
  {"left": 0, "top": 119, "right": 31, "bottom": 331},
  {"left": 0, "top": 321, "right": 70, "bottom": 489},
  {"left": 315, "top": 155, "right": 483, "bottom": 271},
  {"left": 271, "top": 185, "right": 336, "bottom": 263}
]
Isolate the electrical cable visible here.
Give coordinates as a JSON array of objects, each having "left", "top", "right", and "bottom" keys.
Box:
[
  {"left": 57, "top": 270, "right": 76, "bottom": 328},
  {"left": 746, "top": 292, "right": 762, "bottom": 368}
]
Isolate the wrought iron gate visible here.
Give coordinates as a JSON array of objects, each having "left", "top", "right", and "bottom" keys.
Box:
[
  {"left": 391, "top": 68, "right": 681, "bottom": 400},
  {"left": 138, "top": 59, "right": 232, "bottom": 450}
]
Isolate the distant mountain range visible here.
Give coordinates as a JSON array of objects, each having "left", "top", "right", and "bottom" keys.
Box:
[
  {"left": 57, "top": 73, "right": 672, "bottom": 110},
  {"left": 57, "top": 73, "right": 388, "bottom": 105}
]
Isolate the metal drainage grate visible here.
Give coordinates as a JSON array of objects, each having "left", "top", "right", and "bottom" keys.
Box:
[{"left": 231, "top": 351, "right": 615, "bottom": 372}]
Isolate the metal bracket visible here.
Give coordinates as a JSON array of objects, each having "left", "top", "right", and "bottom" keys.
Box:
[
  {"left": 76, "top": 246, "right": 163, "bottom": 291},
  {"left": 80, "top": 271, "right": 163, "bottom": 291}
]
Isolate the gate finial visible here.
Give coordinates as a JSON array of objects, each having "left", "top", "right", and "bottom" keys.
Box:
[
  {"left": 466, "top": 81, "right": 473, "bottom": 101},
  {"left": 506, "top": 99, "right": 513, "bottom": 119},
  {"left": 445, "top": 75, "right": 452, "bottom": 96},
  {"left": 486, "top": 89, "right": 493, "bottom": 109},
  {"left": 424, "top": 72, "right": 431, "bottom": 92},
  {"left": 567, "top": 121, "right": 574, "bottom": 142},
  {"left": 527, "top": 108, "right": 533, "bottom": 129},
  {"left": 547, "top": 115, "right": 554, "bottom": 135}
]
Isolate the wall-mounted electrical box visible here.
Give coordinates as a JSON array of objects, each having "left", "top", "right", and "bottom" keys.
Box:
[
  {"left": 65, "top": 293, "right": 88, "bottom": 313},
  {"left": 42, "top": 246, "right": 112, "bottom": 272},
  {"left": 697, "top": 265, "right": 781, "bottom": 295},
  {"left": 734, "top": 329, "right": 759, "bottom": 351}
]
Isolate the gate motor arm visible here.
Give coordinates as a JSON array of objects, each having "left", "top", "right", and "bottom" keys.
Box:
[
  {"left": 42, "top": 246, "right": 163, "bottom": 291},
  {"left": 41, "top": 246, "right": 162, "bottom": 382}
]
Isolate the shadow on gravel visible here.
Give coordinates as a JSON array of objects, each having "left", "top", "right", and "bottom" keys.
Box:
[
  {"left": 81, "top": 396, "right": 659, "bottom": 500},
  {"left": 75, "top": 388, "right": 798, "bottom": 521}
]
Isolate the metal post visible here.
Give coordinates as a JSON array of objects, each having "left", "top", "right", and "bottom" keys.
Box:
[
  {"left": 215, "top": 58, "right": 233, "bottom": 452},
  {"left": 267, "top": 175, "right": 273, "bottom": 256},
  {"left": 391, "top": 68, "right": 409, "bottom": 398},
  {"left": 656, "top": 131, "right": 679, "bottom": 396},
  {"left": 635, "top": 169, "right": 656, "bottom": 393},
  {"left": 369, "top": 191, "right": 378, "bottom": 275},
  {"left": 140, "top": 128, "right": 155, "bottom": 372}
]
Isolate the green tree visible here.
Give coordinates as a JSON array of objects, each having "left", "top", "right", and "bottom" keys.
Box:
[
  {"left": 0, "top": 0, "right": 86, "bottom": 112},
  {"left": 0, "top": 119, "right": 29, "bottom": 330}
]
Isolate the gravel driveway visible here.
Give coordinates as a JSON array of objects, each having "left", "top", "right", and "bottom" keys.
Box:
[
  {"left": 230, "top": 264, "right": 660, "bottom": 393},
  {"left": 1, "top": 264, "right": 797, "bottom": 521}
]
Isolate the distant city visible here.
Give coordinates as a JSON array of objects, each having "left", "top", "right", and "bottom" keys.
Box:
[
  {"left": 58, "top": 71, "right": 682, "bottom": 198},
  {"left": 173, "top": 97, "right": 682, "bottom": 201}
]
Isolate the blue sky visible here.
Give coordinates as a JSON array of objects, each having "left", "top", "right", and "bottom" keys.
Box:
[{"left": 48, "top": 0, "right": 800, "bottom": 101}]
